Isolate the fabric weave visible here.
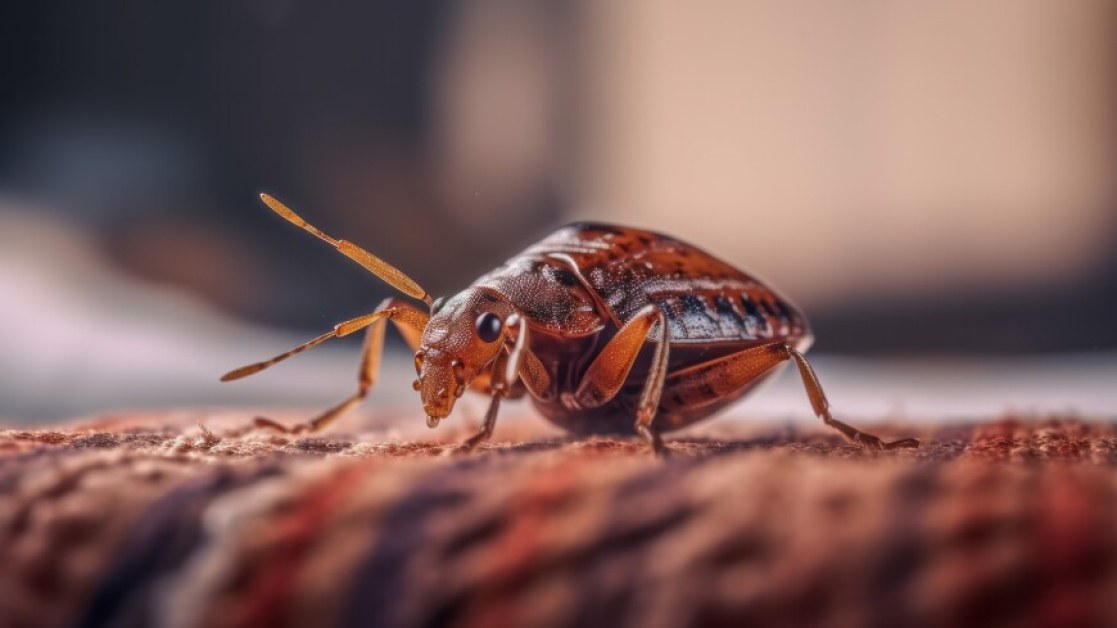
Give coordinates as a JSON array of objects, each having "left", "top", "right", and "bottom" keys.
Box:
[{"left": 1, "top": 412, "right": 1114, "bottom": 628}]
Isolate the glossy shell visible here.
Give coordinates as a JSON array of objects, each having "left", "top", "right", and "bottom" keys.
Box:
[{"left": 476, "top": 222, "right": 812, "bottom": 435}]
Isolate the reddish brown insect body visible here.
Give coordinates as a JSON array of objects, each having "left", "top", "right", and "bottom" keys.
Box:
[{"left": 223, "top": 194, "right": 919, "bottom": 455}]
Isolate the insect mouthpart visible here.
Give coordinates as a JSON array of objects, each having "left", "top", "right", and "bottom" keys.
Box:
[
  {"left": 451, "top": 358, "right": 467, "bottom": 387},
  {"left": 417, "top": 359, "right": 464, "bottom": 428}
]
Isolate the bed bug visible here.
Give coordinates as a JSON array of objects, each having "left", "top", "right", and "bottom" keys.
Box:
[{"left": 222, "top": 194, "right": 919, "bottom": 455}]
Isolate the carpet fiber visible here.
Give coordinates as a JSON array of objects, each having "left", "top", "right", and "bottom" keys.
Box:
[{"left": 2, "top": 412, "right": 1116, "bottom": 628}]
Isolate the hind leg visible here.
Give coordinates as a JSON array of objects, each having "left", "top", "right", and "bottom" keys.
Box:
[
  {"left": 785, "top": 347, "right": 918, "bottom": 449},
  {"left": 660, "top": 342, "right": 918, "bottom": 450}
]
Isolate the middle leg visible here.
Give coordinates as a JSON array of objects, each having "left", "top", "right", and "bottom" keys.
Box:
[{"left": 567, "top": 305, "right": 672, "bottom": 455}]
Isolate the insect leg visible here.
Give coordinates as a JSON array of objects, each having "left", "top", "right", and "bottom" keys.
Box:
[
  {"left": 250, "top": 299, "right": 430, "bottom": 435},
  {"left": 634, "top": 309, "right": 671, "bottom": 456},
  {"left": 251, "top": 321, "right": 383, "bottom": 435},
  {"left": 562, "top": 306, "right": 670, "bottom": 455},
  {"left": 464, "top": 344, "right": 550, "bottom": 404},
  {"left": 567, "top": 305, "right": 664, "bottom": 410},
  {"left": 661, "top": 343, "right": 918, "bottom": 450},
  {"left": 453, "top": 351, "right": 509, "bottom": 453},
  {"left": 455, "top": 314, "right": 529, "bottom": 453},
  {"left": 786, "top": 346, "right": 919, "bottom": 450}
]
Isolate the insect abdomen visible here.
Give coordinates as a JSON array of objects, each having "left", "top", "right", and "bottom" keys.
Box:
[{"left": 525, "top": 222, "right": 809, "bottom": 344}]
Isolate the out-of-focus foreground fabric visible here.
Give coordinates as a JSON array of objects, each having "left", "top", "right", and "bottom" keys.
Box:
[{"left": 2, "top": 411, "right": 1115, "bottom": 627}]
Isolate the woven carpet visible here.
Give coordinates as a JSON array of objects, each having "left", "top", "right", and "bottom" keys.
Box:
[{"left": 2, "top": 411, "right": 1116, "bottom": 628}]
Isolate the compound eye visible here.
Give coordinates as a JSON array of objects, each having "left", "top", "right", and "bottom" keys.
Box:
[
  {"left": 475, "top": 312, "right": 503, "bottom": 343},
  {"left": 431, "top": 297, "right": 446, "bottom": 314}
]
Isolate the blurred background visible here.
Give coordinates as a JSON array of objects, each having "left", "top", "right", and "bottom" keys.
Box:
[{"left": 1, "top": 1, "right": 1115, "bottom": 425}]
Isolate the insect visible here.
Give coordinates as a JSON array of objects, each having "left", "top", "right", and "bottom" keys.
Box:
[{"left": 222, "top": 194, "right": 919, "bottom": 455}]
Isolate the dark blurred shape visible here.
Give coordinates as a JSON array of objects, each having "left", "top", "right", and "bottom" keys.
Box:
[
  {"left": 815, "top": 259, "right": 1117, "bottom": 355},
  {"left": 1, "top": 1, "right": 1115, "bottom": 357},
  {"left": 1, "top": 1, "right": 569, "bottom": 328}
]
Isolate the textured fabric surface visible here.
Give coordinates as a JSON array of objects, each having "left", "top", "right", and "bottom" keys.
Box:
[{"left": 2, "top": 412, "right": 1116, "bottom": 628}]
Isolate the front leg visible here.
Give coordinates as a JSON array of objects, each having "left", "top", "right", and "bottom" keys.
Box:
[
  {"left": 454, "top": 313, "right": 533, "bottom": 453},
  {"left": 455, "top": 352, "right": 510, "bottom": 452}
]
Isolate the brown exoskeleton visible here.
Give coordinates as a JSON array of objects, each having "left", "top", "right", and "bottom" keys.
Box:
[{"left": 222, "top": 194, "right": 919, "bottom": 455}]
